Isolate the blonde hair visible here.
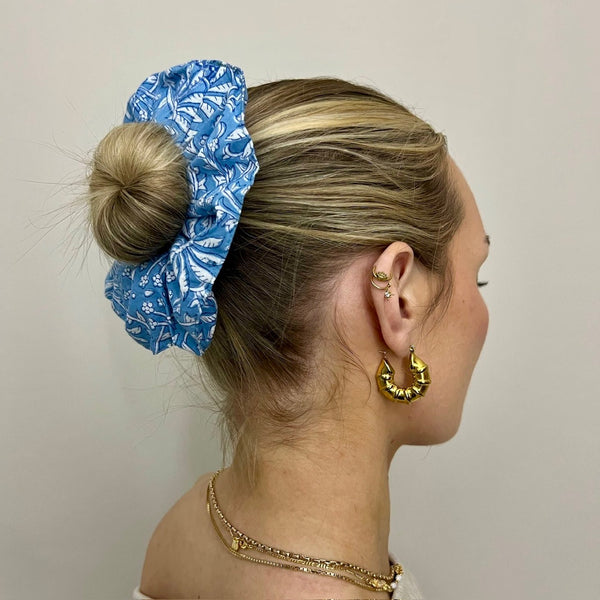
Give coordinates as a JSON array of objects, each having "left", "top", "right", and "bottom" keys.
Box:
[
  {"left": 86, "top": 77, "right": 463, "bottom": 484},
  {"left": 88, "top": 121, "right": 190, "bottom": 264}
]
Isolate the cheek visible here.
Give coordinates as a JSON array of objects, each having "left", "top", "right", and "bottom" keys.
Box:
[
  {"left": 472, "top": 294, "right": 489, "bottom": 353},
  {"left": 453, "top": 284, "right": 488, "bottom": 356}
]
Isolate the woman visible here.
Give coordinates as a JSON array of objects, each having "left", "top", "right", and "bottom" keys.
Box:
[{"left": 86, "top": 59, "right": 489, "bottom": 599}]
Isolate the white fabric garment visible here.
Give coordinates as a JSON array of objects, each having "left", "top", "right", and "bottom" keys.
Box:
[{"left": 131, "top": 551, "right": 425, "bottom": 599}]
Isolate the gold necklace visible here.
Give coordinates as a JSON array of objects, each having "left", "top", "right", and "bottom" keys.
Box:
[{"left": 206, "top": 468, "right": 404, "bottom": 595}]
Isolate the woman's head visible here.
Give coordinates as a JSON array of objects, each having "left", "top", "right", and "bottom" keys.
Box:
[
  {"left": 87, "top": 75, "right": 486, "bottom": 479},
  {"left": 357, "top": 156, "right": 489, "bottom": 449}
]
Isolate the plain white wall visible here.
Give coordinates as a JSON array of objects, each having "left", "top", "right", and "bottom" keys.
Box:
[{"left": 1, "top": 1, "right": 598, "bottom": 598}]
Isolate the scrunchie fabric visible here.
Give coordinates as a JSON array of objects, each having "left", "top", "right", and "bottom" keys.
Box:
[{"left": 104, "top": 59, "right": 259, "bottom": 355}]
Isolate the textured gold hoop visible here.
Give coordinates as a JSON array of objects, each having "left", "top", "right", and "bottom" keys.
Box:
[{"left": 376, "top": 346, "right": 431, "bottom": 404}]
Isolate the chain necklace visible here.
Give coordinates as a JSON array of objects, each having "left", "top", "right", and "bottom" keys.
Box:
[{"left": 206, "top": 468, "right": 404, "bottom": 595}]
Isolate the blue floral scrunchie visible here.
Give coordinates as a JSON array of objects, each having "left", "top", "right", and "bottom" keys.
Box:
[{"left": 104, "top": 59, "right": 259, "bottom": 355}]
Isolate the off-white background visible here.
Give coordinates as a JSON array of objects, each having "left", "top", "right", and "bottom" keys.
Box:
[{"left": 1, "top": 1, "right": 598, "bottom": 599}]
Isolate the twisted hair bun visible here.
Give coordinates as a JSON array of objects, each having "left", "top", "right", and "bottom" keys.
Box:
[{"left": 87, "top": 121, "right": 190, "bottom": 264}]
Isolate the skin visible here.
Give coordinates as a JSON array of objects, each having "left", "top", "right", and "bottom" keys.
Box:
[{"left": 139, "top": 156, "right": 490, "bottom": 599}]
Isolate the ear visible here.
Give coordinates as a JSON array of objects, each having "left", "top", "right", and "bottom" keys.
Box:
[{"left": 370, "top": 241, "right": 423, "bottom": 357}]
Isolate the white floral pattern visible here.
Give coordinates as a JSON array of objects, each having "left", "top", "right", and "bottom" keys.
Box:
[{"left": 104, "top": 60, "right": 259, "bottom": 355}]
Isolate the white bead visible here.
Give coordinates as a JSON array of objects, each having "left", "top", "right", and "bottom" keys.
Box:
[
  {"left": 390, "top": 582, "right": 397, "bottom": 589},
  {"left": 395, "top": 573, "right": 403, "bottom": 581}
]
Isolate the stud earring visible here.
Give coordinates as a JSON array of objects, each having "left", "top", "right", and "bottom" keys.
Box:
[
  {"left": 376, "top": 346, "right": 431, "bottom": 404},
  {"left": 370, "top": 265, "right": 393, "bottom": 299}
]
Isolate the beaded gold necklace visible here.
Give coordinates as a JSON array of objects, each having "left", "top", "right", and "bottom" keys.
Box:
[{"left": 206, "top": 469, "right": 404, "bottom": 595}]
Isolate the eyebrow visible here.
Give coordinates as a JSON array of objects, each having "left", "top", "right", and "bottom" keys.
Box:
[{"left": 484, "top": 234, "right": 491, "bottom": 246}]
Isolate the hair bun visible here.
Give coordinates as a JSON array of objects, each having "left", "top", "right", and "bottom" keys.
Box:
[{"left": 87, "top": 121, "right": 190, "bottom": 264}]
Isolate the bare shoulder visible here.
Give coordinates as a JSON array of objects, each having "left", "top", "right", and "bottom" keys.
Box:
[
  {"left": 139, "top": 472, "right": 214, "bottom": 599},
  {"left": 138, "top": 471, "right": 404, "bottom": 599}
]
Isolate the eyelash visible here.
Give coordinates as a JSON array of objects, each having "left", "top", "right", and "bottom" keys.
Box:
[{"left": 477, "top": 280, "right": 489, "bottom": 288}]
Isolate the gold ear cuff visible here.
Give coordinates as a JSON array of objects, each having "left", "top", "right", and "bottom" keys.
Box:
[{"left": 370, "top": 265, "right": 393, "bottom": 299}]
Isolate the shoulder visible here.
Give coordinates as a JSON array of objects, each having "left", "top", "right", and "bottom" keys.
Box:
[{"left": 138, "top": 472, "right": 213, "bottom": 599}]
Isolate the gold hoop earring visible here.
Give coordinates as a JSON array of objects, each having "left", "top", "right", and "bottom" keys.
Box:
[
  {"left": 370, "top": 265, "right": 393, "bottom": 299},
  {"left": 376, "top": 346, "right": 431, "bottom": 404}
]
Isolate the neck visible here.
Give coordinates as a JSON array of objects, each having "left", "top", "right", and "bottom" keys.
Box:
[{"left": 214, "top": 412, "right": 395, "bottom": 575}]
